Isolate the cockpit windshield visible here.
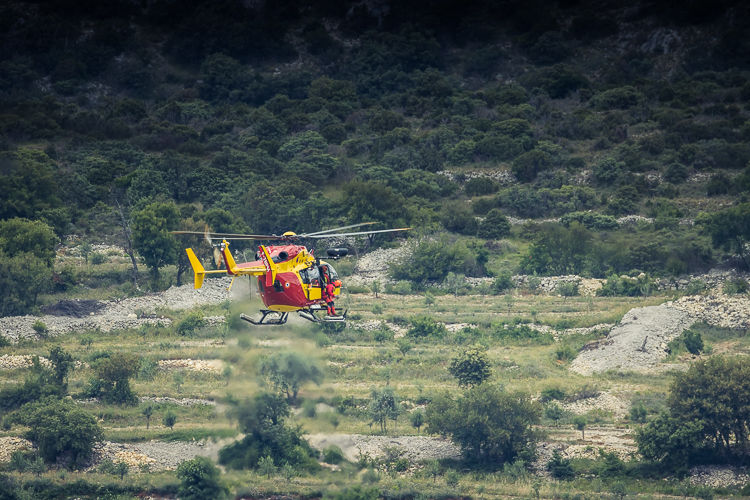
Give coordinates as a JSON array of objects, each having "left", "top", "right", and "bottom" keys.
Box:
[{"left": 322, "top": 263, "right": 339, "bottom": 281}]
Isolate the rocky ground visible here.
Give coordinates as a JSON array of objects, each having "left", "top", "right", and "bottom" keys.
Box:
[
  {"left": 570, "top": 304, "right": 695, "bottom": 375},
  {"left": 345, "top": 245, "right": 412, "bottom": 287},
  {"left": 0, "top": 278, "right": 233, "bottom": 343},
  {"left": 89, "top": 439, "right": 223, "bottom": 472},
  {"left": 157, "top": 358, "right": 223, "bottom": 373},
  {"left": 305, "top": 433, "right": 461, "bottom": 463},
  {"left": 562, "top": 392, "right": 630, "bottom": 419},
  {"left": 670, "top": 294, "right": 750, "bottom": 330},
  {"left": 0, "top": 437, "right": 35, "bottom": 462},
  {"left": 690, "top": 465, "right": 750, "bottom": 487}
]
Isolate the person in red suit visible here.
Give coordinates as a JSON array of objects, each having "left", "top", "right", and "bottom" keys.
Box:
[{"left": 324, "top": 279, "right": 337, "bottom": 316}]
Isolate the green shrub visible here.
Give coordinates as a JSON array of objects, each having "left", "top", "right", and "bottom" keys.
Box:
[
  {"left": 590, "top": 86, "right": 644, "bottom": 110},
  {"left": 630, "top": 403, "right": 647, "bottom": 423},
  {"left": 547, "top": 449, "right": 575, "bottom": 479},
  {"left": 16, "top": 398, "right": 103, "bottom": 464},
  {"left": 540, "top": 387, "right": 566, "bottom": 402},
  {"left": 492, "top": 274, "right": 515, "bottom": 294},
  {"left": 32, "top": 320, "right": 47, "bottom": 335},
  {"left": 682, "top": 330, "right": 704, "bottom": 355},
  {"left": 464, "top": 177, "right": 499, "bottom": 197},
  {"left": 177, "top": 456, "right": 229, "bottom": 500},
  {"left": 407, "top": 316, "right": 447, "bottom": 339},
  {"left": 90, "top": 252, "right": 107, "bottom": 265},
  {"left": 323, "top": 445, "right": 346, "bottom": 464},
  {"left": 560, "top": 212, "right": 619, "bottom": 231},
  {"left": 555, "top": 345, "right": 577, "bottom": 362},
  {"left": 478, "top": 209, "right": 511, "bottom": 239},
  {"left": 512, "top": 150, "right": 552, "bottom": 182},
  {"left": 686, "top": 279, "right": 707, "bottom": 295},
  {"left": 176, "top": 312, "right": 205, "bottom": 336},
  {"left": 723, "top": 278, "right": 749, "bottom": 295}
]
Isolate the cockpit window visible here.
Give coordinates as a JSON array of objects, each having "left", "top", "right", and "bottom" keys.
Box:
[
  {"left": 300, "top": 266, "right": 320, "bottom": 286},
  {"left": 323, "top": 264, "right": 339, "bottom": 281}
]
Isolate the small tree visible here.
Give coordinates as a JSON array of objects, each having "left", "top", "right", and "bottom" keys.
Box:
[
  {"left": 29, "top": 456, "right": 46, "bottom": 478},
  {"left": 115, "top": 461, "right": 129, "bottom": 480},
  {"left": 426, "top": 384, "right": 541, "bottom": 464},
  {"left": 163, "top": 410, "right": 177, "bottom": 430},
  {"left": 80, "top": 334, "right": 94, "bottom": 350},
  {"left": 80, "top": 242, "right": 92, "bottom": 264},
  {"left": 547, "top": 449, "right": 574, "bottom": 479},
  {"left": 258, "top": 455, "right": 276, "bottom": 478},
  {"left": 177, "top": 456, "right": 229, "bottom": 500},
  {"left": 373, "top": 325, "right": 394, "bottom": 344},
  {"left": 630, "top": 403, "right": 647, "bottom": 423},
  {"left": 410, "top": 410, "right": 424, "bottom": 433},
  {"left": 131, "top": 202, "right": 180, "bottom": 278},
  {"left": 368, "top": 386, "right": 401, "bottom": 434},
  {"left": 545, "top": 403, "right": 564, "bottom": 428},
  {"left": 396, "top": 338, "right": 413, "bottom": 357},
  {"left": 259, "top": 352, "right": 323, "bottom": 404},
  {"left": 444, "top": 272, "right": 464, "bottom": 298},
  {"left": 445, "top": 469, "right": 460, "bottom": 488},
  {"left": 173, "top": 371, "right": 185, "bottom": 394},
  {"left": 573, "top": 416, "right": 587, "bottom": 440},
  {"left": 142, "top": 404, "right": 154, "bottom": 429},
  {"left": 682, "top": 330, "right": 704, "bottom": 355},
  {"left": 478, "top": 209, "right": 511, "bottom": 240},
  {"left": 611, "top": 481, "right": 627, "bottom": 500},
  {"left": 449, "top": 346, "right": 492, "bottom": 388},
  {"left": 93, "top": 353, "right": 139, "bottom": 405},
  {"left": 47, "top": 346, "right": 73, "bottom": 389},
  {"left": 371, "top": 280, "right": 381, "bottom": 298},
  {"left": 557, "top": 282, "right": 579, "bottom": 303},
  {"left": 222, "top": 366, "right": 232, "bottom": 386},
  {"left": 425, "top": 459, "right": 441, "bottom": 483},
  {"left": 424, "top": 292, "right": 436, "bottom": 308},
  {"left": 502, "top": 294, "right": 515, "bottom": 313},
  {"left": 17, "top": 399, "right": 103, "bottom": 464}
]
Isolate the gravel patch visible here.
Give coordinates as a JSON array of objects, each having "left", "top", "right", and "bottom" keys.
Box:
[
  {"left": 669, "top": 294, "right": 750, "bottom": 330},
  {"left": 0, "top": 278, "right": 232, "bottom": 343},
  {"left": 0, "top": 437, "right": 35, "bottom": 462},
  {"left": 139, "top": 396, "right": 217, "bottom": 407},
  {"left": 306, "top": 433, "right": 461, "bottom": 463},
  {"left": 0, "top": 355, "right": 87, "bottom": 371},
  {"left": 570, "top": 304, "right": 694, "bottom": 375},
  {"left": 157, "top": 359, "right": 223, "bottom": 373},
  {"left": 90, "top": 440, "right": 216, "bottom": 472},
  {"left": 345, "top": 245, "right": 412, "bottom": 287},
  {"left": 690, "top": 465, "right": 750, "bottom": 487},
  {"left": 562, "top": 392, "right": 630, "bottom": 419}
]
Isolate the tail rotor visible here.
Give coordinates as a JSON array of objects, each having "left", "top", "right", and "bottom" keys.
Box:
[{"left": 204, "top": 226, "right": 222, "bottom": 268}]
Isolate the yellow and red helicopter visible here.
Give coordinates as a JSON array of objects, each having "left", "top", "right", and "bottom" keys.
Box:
[{"left": 173, "top": 223, "right": 409, "bottom": 325}]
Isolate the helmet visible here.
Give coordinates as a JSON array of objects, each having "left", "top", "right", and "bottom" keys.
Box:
[{"left": 334, "top": 280, "right": 342, "bottom": 287}]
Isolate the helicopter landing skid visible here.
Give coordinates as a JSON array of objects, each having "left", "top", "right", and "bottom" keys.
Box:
[
  {"left": 240, "top": 311, "right": 289, "bottom": 326},
  {"left": 297, "top": 308, "right": 347, "bottom": 323}
]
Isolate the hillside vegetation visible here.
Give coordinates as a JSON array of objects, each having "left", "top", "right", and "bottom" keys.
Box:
[{"left": 2, "top": 1, "right": 750, "bottom": 499}]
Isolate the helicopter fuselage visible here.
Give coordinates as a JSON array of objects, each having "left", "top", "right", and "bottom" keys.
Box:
[{"left": 227, "top": 244, "right": 341, "bottom": 312}]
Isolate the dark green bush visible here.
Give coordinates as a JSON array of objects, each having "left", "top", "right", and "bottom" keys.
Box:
[{"left": 407, "top": 316, "right": 447, "bottom": 339}]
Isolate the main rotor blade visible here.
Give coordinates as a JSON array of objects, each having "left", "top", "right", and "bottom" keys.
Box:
[
  {"left": 308, "top": 228, "right": 411, "bottom": 238},
  {"left": 298, "top": 222, "right": 378, "bottom": 237},
  {"left": 170, "top": 231, "right": 276, "bottom": 239}
]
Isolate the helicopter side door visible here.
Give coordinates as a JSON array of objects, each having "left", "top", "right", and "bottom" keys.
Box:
[{"left": 300, "top": 267, "right": 322, "bottom": 300}]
